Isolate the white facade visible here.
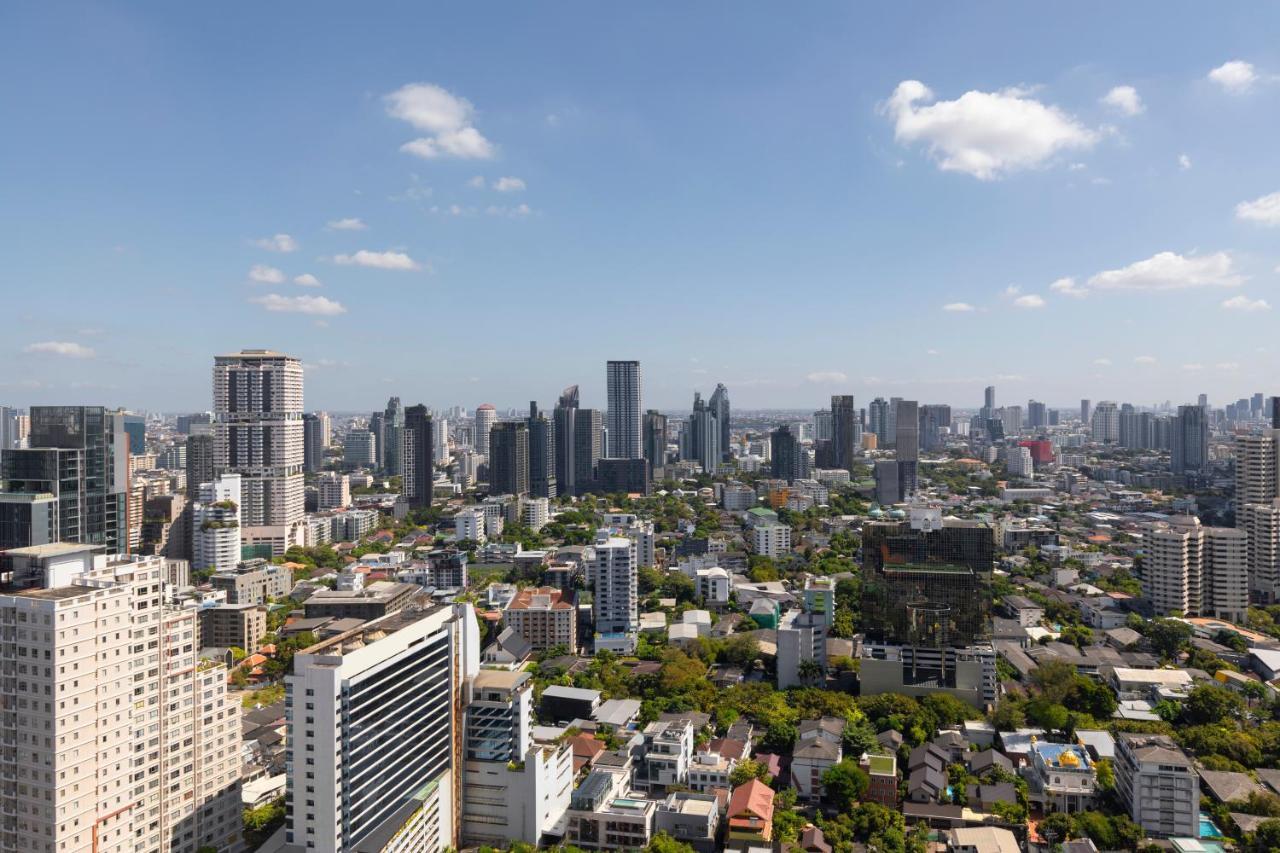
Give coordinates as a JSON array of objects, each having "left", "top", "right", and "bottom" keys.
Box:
[
  {"left": 1114, "top": 733, "right": 1199, "bottom": 840},
  {"left": 475, "top": 405, "right": 496, "bottom": 457},
  {"left": 753, "top": 521, "right": 791, "bottom": 558},
  {"left": 316, "top": 471, "right": 351, "bottom": 510},
  {"left": 1244, "top": 499, "right": 1280, "bottom": 603},
  {"left": 456, "top": 507, "right": 487, "bottom": 543},
  {"left": 590, "top": 530, "right": 638, "bottom": 646},
  {"left": 521, "top": 496, "right": 550, "bottom": 532},
  {"left": 1007, "top": 446, "right": 1034, "bottom": 478},
  {"left": 722, "top": 484, "right": 756, "bottom": 511},
  {"left": 1143, "top": 517, "right": 1248, "bottom": 622},
  {"left": 192, "top": 473, "right": 242, "bottom": 573},
  {"left": 696, "top": 567, "right": 730, "bottom": 604}
]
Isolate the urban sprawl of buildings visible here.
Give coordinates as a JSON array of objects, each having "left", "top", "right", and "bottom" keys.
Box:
[{"left": 5, "top": 355, "right": 1280, "bottom": 853}]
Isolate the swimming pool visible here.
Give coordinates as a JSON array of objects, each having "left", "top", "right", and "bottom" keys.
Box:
[{"left": 1200, "top": 813, "right": 1223, "bottom": 838}]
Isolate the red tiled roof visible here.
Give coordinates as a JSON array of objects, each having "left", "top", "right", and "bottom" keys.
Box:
[{"left": 728, "top": 779, "right": 774, "bottom": 828}]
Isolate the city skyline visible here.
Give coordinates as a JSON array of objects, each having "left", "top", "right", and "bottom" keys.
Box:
[{"left": 4, "top": 4, "right": 1280, "bottom": 409}]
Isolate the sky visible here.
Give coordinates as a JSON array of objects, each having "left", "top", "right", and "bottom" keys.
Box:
[{"left": 2, "top": 2, "right": 1280, "bottom": 413}]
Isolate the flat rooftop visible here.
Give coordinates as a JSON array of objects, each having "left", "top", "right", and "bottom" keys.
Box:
[
  {"left": 300, "top": 604, "right": 446, "bottom": 656},
  {"left": 3, "top": 542, "right": 101, "bottom": 558},
  {"left": 474, "top": 669, "right": 531, "bottom": 691},
  {"left": 306, "top": 581, "right": 417, "bottom": 604},
  {"left": 12, "top": 584, "right": 100, "bottom": 601}
]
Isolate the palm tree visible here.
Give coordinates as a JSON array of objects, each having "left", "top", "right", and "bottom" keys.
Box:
[{"left": 798, "top": 659, "right": 825, "bottom": 686}]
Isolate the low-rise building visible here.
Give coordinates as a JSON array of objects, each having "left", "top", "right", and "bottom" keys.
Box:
[
  {"left": 1027, "top": 740, "right": 1096, "bottom": 814},
  {"left": 726, "top": 779, "right": 774, "bottom": 849},
  {"left": 504, "top": 586, "right": 577, "bottom": 651},
  {"left": 654, "top": 792, "right": 721, "bottom": 853},
  {"left": 1113, "top": 733, "right": 1199, "bottom": 839},
  {"left": 565, "top": 769, "right": 655, "bottom": 850},
  {"left": 641, "top": 719, "right": 694, "bottom": 792},
  {"left": 199, "top": 602, "right": 268, "bottom": 652},
  {"left": 302, "top": 580, "right": 419, "bottom": 620}
]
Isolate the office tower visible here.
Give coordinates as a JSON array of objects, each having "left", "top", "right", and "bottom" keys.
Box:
[
  {"left": 342, "top": 428, "right": 377, "bottom": 467},
  {"left": 770, "top": 424, "right": 810, "bottom": 483},
  {"left": 122, "top": 412, "right": 145, "bottom": 455},
  {"left": 317, "top": 471, "right": 351, "bottom": 510},
  {"left": 606, "top": 360, "right": 643, "bottom": 459},
  {"left": 1027, "top": 400, "right": 1047, "bottom": 429},
  {"left": 0, "top": 406, "right": 129, "bottom": 552},
  {"left": 1049, "top": 409, "right": 1060, "bottom": 426},
  {"left": 998, "top": 405, "right": 1023, "bottom": 437},
  {"left": 489, "top": 421, "right": 530, "bottom": 496},
  {"left": 0, "top": 492, "right": 57, "bottom": 549},
  {"left": 873, "top": 460, "right": 901, "bottom": 505},
  {"left": 709, "top": 383, "right": 731, "bottom": 462},
  {"left": 0, "top": 405, "right": 14, "bottom": 450},
  {"left": 685, "top": 392, "right": 721, "bottom": 473},
  {"left": 831, "top": 395, "right": 857, "bottom": 472},
  {"left": 284, "top": 603, "right": 481, "bottom": 853},
  {"left": 1090, "top": 401, "right": 1119, "bottom": 443},
  {"left": 885, "top": 397, "right": 902, "bottom": 448},
  {"left": 212, "top": 349, "right": 304, "bottom": 551},
  {"left": 433, "top": 417, "right": 450, "bottom": 464},
  {"left": 185, "top": 433, "right": 215, "bottom": 493},
  {"left": 0, "top": 548, "right": 242, "bottom": 853},
  {"left": 982, "top": 385, "right": 996, "bottom": 422},
  {"left": 303, "top": 412, "right": 325, "bottom": 472},
  {"left": 1253, "top": 393, "right": 1265, "bottom": 418},
  {"left": 193, "top": 473, "right": 242, "bottom": 573},
  {"left": 382, "top": 396, "right": 404, "bottom": 475},
  {"left": 1171, "top": 404, "right": 1210, "bottom": 475},
  {"left": 462, "top": 670, "right": 572, "bottom": 846},
  {"left": 526, "top": 402, "right": 557, "bottom": 499},
  {"left": 859, "top": 514, "right": 996, "bottom": 706},
  {"left": 1142, "top": 517, "right": 1247, "bottom": 622},
  {"left": 369, "top": 410, "right": 386, "bottom": 469},
  {"left": 596, "top": 458, "right": 651, "bottom": 495},
  {"left": 475, "top": 403, "right": 497, "bottom": 457},
  {"left": 553, "top": 386, "right": 580, "bottom": 494},
  {"left": 643, "top": 410, "right": 668, "bottom": 481},
  {"left": 1118, "top": 404, "right": 1139, "bottom": 449},
  {"left": 403, "top": 404, "right": 434, "bottom": 508},
  {"left": 1080, "top": 399, "right": 1091, "bottom": 425},
  {"left": 813, "top": 409, "right": 833, "bottom": 442},
  {"left": 895, "top": 400, "right": 919, "bottom": 497},
  {"left": 919, "top": 404, "right": 951, "bottom": 452},
  {"left": 867, "top": 397, "right": 890, "bottom": 449},
  {"left": 1114, "top": 734, "right": 1199, "bottom": 841},
  {"left": 591, "top": 529, "right": 638, "bottom": 652},
  {"left": 176, "top": 412, "right": 213, "bottom": 435}
]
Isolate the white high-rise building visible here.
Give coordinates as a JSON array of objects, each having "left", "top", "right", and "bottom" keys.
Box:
[
  {"left": 475, "top": 405, "right": 496, "bottom": 458},
  {"left": 316, "top": 471, "right": 351, "bottom": 510},
  {"left": 1114, "top": 734, "right": 1199, "bottom": 840},
  {"left": 192, "top": 472, "right": 242, "bottom": 573},
  {"left": 1143, "top": 517, "right": 1248, "bottom": 622},
  {"left": 433, "top": 417, "right": 450, "bottom": 464},
  {"left": 590, "top": 529, "right": 638, "bottom": 652},
  {"left": 520, "top": 496, "right": 550, "bottom": 531},
  {"left": 1007, "top": 446, "right": 1034, "bottom": 478},
  {"left": 1091, "top": 401, "right": 1120, "bottom": 443},
  {"left": 212, "top": 350, "right": 305, "bottom": 554},
  {"left": 0, "top": 547, "right": 242, "bottom": 853},
  {"left": 1236, "top": 432, "right": 1280, "bottom": 513},
  {"left": 753, "top": 521, "right": 791, "bottom": 559},
  {"left": 283, "top": 603, "right": 480, "bottom": 853},
  {"left": 606, "top": 360, "right": 643, "bottom": 459},
  {"left": 1243, "top": 499, "right": 1280, "bottom": 603}
]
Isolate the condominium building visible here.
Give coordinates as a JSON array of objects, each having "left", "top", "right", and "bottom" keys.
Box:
[
  {"left": 640, "top": 719, "right": 694, "bottom": 792},
  {"left": 1236, "top": 431, "right": 1280, "bottom": 511},
  {"left": 474, "top": 404, "right": 496, "bottom": 458},
  {"left": 209, "top": 560, "right": 292, "bottom": 605},
  {"left": 1142, "top": 517, "right": 1248, "bottom": 622},
  {"left": 316, "top": 471, "right": 350, "bottom": 510},
  {"left": 213, "top": 350, "right": 305, "bottom": 554},
  {"left": 590, "top": 530, "right": 638, "bottom": 652},
  {"left": 403, "top": 404, "right": 434, "bottom": 509},
  {"left": 199, "top": 602, "right": 268, "bottom": 653},
  {"left": 752, "top": 521, "right": 791, "bottom": 559},
  {"left": 341, "top": 429, "right": 377, "bottom": 468},
  {"left": 1113, "top": 733, "right": 1198, "bottom": 839},
  {"left": 1243, "top": 499, "right": 1280, "bottom": 604},
  {"left": 282, "top": 603, "right": 480, "bottom": 853},
  {"left": 192, "top": 473, "right": 242, "bottom": 573},
  {"left": 606, "top": 360, "right": 643, "bottom": 459},
  {"left": 503, "top": 586, "right": 577, "bottom": 651},
  {"left": 0, "top": 547, "right": 242, "bottom": 853},
  {"left": 1091, "top": 401, "right": 1120, "bottom": 443}
]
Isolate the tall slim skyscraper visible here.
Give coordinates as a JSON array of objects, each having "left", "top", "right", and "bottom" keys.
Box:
[
  {"left": 1081, "top": 399, "right": 1092, "bottom": 425},
  {"left": 831, "top": 395, "right": 856, "bottom": 472},
  {"left": 475, "top": 403, "right": 497, "bottom": 457},
  {"left": 185, "top": 432, "right": 215, "bottom": 493},
  {"left": 920, "top": 404, "right": 952, "bottom": 452},
  {"left": 573, "top": 409, "right": 603, "bottom": 495},
  {"left": 868, "top": 397, "right": 890, "bottom": 448},
  {"left": 643, "top": 410, "right": 668, "bottom": 481},
  {"left": 526, "top": 402, "right": 557, "bottom": 498},
  {"left": 895, "top": 400, "right": 919, "bottom": 496},
  {"left": 403, "top": 403, "right": 434, "bottom": 508},
  {"left": 1091, "top": 401, "right": 1119, "bottom": 443},
  {"left": 553, "top": 386, "right": 580, "bottom": 495},
  {"left": 606, "top": 360, "right": 642, "bottom": 459},
  {"left": 382, "top": 396, "right": 405, "bottom": 475},
  {"left": 770, "top": 424, "right": 809, "bottom": 483},
  {"left": 303, "top": 412, "right": 325, "bottom": 473},
  {"left": 813, "top": 409, "right": 834, "bottom": 442},
  {"left": 489, "top": 421, "right": 530, "bottom": 496},
  {"left": 369, "top": 411, "right": 386, "bottom": 470},
  {"left": 709, "top": 382, "right": 731, "bottom": 462},
  {"left": 1171, "top": 404, "right": 1209, "bottom": 475},
  {"left": 212, "top": 350, "right": 304, "bottom": 550},
  {"left": 591, "top": 529, "right": 639, "bottom": 650},
  {"left": 684, "top": 392, "right": 721, "bottom": 473},
  {"left": 1027, "top": 400, "right": 1047, "bottom": 429}
]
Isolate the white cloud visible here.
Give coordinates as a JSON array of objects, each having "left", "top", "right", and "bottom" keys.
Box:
[
  {"left": 1013, "top": 294, "right": 1046, "bottom": 309},
  {"left": 1087, "top": 251, "right": 1243, "bottom": 291},
  {"left": 250, "top": 294, "right": 347, "bottom": 316},
  {"left": 1182, "top": 363, "right": 1204, "bottom": 371},
  {"left": 926, "top": 349, "right": 939, "bottom": 355},
  {"left": 1222, "top": 294, "right": 1271, "bottom": 312},
  {"left": 492, "top": 176, "right": 526, "bottom": 192},
  {"left": 1004, "top": 284, "right": 1021, "bottom": 295},
  {"left": 385, "top": 83, "right": 495, "bottom": 160},
  {"left": 326, "top": 218, "right": 367, "bottom": 231},
  {"left": 1093, "top": 358, "right": 1112, "bottom": 366},
  {"left": 882, "top": 80, "right": 1098, "bottom": 180},
  {"left": 1208, "top": 60, "right": 1259, "bottom": 94},
  {"left": 331, "top": 250, "right": 421, "bottom": 271},
  {"left": 24, "top": 341, "right": 95, "bottom": 358},
  {"left": 1050, "top": 276, "right": 1088, "bottom": 297},
  {"left": 942, "top": 302, "right": 975, "bottom": 312},
  {"left": 1101, "top": 85, "right": 1144, "bottom": 116},
  {"left": 1235, "top": 191, "right": 1280, "bottom": 226},
  {"left": 484, "top": 203, "right": 532, "bottom": 218},
  {"left": 467, "top": 175, "right": 486, "bottom": 189},
  {"left": 1134, "top": 355, "right": 1157, "bottom": 364},
  {"left": 1178, "top": 154, "right": 1192, "bottom": 170},
  {"left": 293, "top": 273, "right": 322, "bottom": 287},
  {"left": 251, "top": 233, "right": 297, "bottom": 252},
  {"left": 806, "top": 371, "right": 848, "bottom": 384},
  {"left": 248, "top": 264, "right": 286, "bottom": 284}
]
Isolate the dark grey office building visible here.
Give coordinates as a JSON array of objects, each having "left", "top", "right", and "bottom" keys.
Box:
[
  {"left": 403, "top": 404, "right": 433, "bottom": 508},
  {"left": 526, "top": 402, "right": 557, "bottom": 499},
  {"left": 831, "top": 395, "right": 857, "bottom": 472},
  {"left": 303, "top": 413, "right": 325, "bottom": 473},
  {"left": 770, "top": 424, "right": 809, "bottom": 483},
  {"left": 488, "top": 421, "right": 530, "bottom": 496}
]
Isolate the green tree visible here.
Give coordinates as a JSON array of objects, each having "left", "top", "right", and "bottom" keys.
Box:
[
  {"left": 821, "top": 759, "right": 870, "bottom": 811},
  {"left": 729, "top": 759, "right": 773, "bottom": 787},
  {"left": 1144, "top": 618, "right": 1193, "bottom": 660},
  {"left": 1181, "top": 683, "right": 1248, "bottom": 726},
  {"left": 646, "top": 833, "right": 695, "bottom": 853},
  {"left": 1250, "top": 819, "right": 1280, "bottom": 853},
  {"left": 1038, "top": 811, "right": 1075, "bottom": 845}
]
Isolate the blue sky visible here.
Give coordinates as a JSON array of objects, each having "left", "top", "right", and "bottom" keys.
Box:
[{"left": 3, "top": 2, "right": 1279, "bottom": 413}]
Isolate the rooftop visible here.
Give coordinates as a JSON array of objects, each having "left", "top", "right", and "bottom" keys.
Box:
[
  {"left": 299, "top": 605, "right": 447, "bottom": 657},
  {"left": 11, "top": 584, "right": 99, "bottom": 601},
  {"left": 1, "top": 542, "right": 101, "bottom": 558}
]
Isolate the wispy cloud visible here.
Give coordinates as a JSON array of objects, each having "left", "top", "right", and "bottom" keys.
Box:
[
  {"left": 24, "top": 341, "right": 96, "bottom": 358},
  {"left": 1134, "top": 355, "right": 1157, "bottom": 364},
  {"left": 1087, "top": 251, "right": 1242, "bottom": 291},
  {"left": 1222, "top": 294, "right": 1271, "bottom": 312},
  {"left": 293, "top": 273, "right": 322, "bottom": 287},
  {"left": 1178, "top": 154, "right": 1192, "bottom": 170},
  {"left": 1236, "top": 191, "right": 1280, "bottom": 226},
  {"left": 248, "top": 264, "right": 286, "bottom": 284},
  {"left": 331, "top": 250, "right": 421, "bottom": 271},
  {"left": 942, "top": 302, "right": 975, "bottom": 312},
  {"left": 250, "top": 294, "right": 347, "bottom": 316},
  {"left": 1100, "top": 85, "right": 1144, "bottom": 116},
  {"left": 806, "top": 371, "right": 848, "bottom": 384},
  {"left": 492, "top": 176, "right": 526, "bottom": 192},
  {"left": 1050, "top": 277, "right": 1088, "bottom": 297},
  {"left": 1013, "top": 294, "right": 1046, "bottom": 309},
  {"left": 251, "top": 233, "right": 298, "bottom": 252},
  {"left": 326, "top": 218, "right": 367, "bottom": 231}
]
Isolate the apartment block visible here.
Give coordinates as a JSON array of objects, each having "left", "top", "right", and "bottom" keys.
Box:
[{"left": 503, "top": 586, "right": 577, "bottom": 651}]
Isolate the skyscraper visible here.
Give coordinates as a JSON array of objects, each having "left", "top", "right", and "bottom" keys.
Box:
[
  {"left": 303, "top": 412, "right": 325, "bottom": 472},
  {"left": 574, "top": 409, "right": 603, "bottom": 494},
  {"left": 193, "top": 473, "right": 242, "bottom": 572},
  {"left": 553, "top": 385, "right": 581, "bottom": 495},
  {"left": 983, "top": 385, "right": 996, "bottom": 417},
  {"left": 868, "top": 397, "right": 890, "bottom": 450},
  {"left": 1091, "top": 401, "right": 1119, "bottom": 443},
  {"left": 369, "top": 410, "right": 386, "bottom": 469},
  {"left": 684, "top": 392, "right": 721, "bottom": 473},
  {"left": 185, "top": 432, "right": 215, "bottom": 493},
  {"left": 489, "top": 421, "right": 531, "bottom": 496},
  {"left": 382, "top": 396, "right": 405, "bottom": 475},
  {"left": 895, "top": 399, "right": 919, "bottom": 496},
  {"left": 813, "top": 408, "right": 833, "bottom": 442},
  {"left": 403, "top": 403, "right": 434, "bottom": 508},
  {"left": 1143, "top": 517, "right": 1247, "bottom": 623},
  {"left": 526, "top": 402, "right": 557, "bottom": 498},
  {"left": 919, "top": 404, "right": 952, "bottom": 452},
  {"left": 831, "top": 395, "right": 856, "bottom": 472},
  {"left": 770, "top": 424, "right": 810, "bottom": 483},
  {"left": 606, "top": 360, "right": 642, "bottom": 459},
  {"left": 643, "top": 409, "right": 668, "bottom": 481},
  {"left": 212, "top": 349, "right": 305, "bottom": 552},
  {"left": 1027, "top": 400, "right": 1047, "bottom": 429},
  {"left": 475, "top": 403, "right": 497, "bottom": 457},
  {"left": 1081, "top": 399, "right": 1092, "bottom": 425},
  {"left": 122, "top": 412, "right": 145, "bottom": 455},
  {"left": 591, "top": 529, "right": 639, "bottom": 652},
  {"left": 709, "top": 383, "right": 731, "bottom": 462},
  {"left": 1171, "top": 404, "right": 1209, "bottom": 475}
]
